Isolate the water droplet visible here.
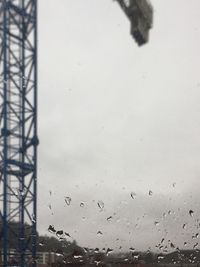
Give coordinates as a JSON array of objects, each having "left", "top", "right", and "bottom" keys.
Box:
[
  {"left": 18, "top": 188, "right": 26, "bottom": 198},
  {"left": 129, "top": 247, "right": 135, "bottom": 251},
  {"left": 107, "top": 216, "right": 112, "bottom": 221},
  {"left": 183, "top": 223, "right": 187, "bottom": 229},
  {"left": 94, "top": 260, "right": 101, "bottom": 266},
  {"left": 65, "top": 196, "right": 71, "bottom": 206},
  {"left": 131, "top": 192, "right": 136, "bottom": 199},
  {"left": 149, "top": 190, "right": 153, "bottom": 196},
  {"left": 31, "top": 214, "right": 36, "bottom": 223},
  {"left": 168, "top": 210, "right": 171, "bottom": 215},
  {"left": 158, "top": 255, "right": 164, "bottom": 260},
  {"left": 97, "top": 201, "right": 104, "bottom": 210},
  {"left": 56, "top": 230, "right": 64, "bottom": 238},
  {"left": 189, "top": 210, "right": 194, "bottom": 217},
  {"left": 172, "top": 183, "right": 176, "bottom": 188},
  {"left": 94, "top": 248, "right": 99, "bottom": 253},
  {"left": 48, "top": 204, "right": 52, "bottom": 210},
  {"left": 97, "top": 231, "right": 103, "bottom": 236},
  {"left": 80, "top": 202, "right": 85, "bottom": 207},
  {"left": 83, "top": 247, "right": 88, "bottom": 253},
  {"left": 106, "top": 248, "right": 113, "bottom": 256},
  {"left": 170, "top": 242, "right": 175, "bottom": 249},
  {"left": 73, "top": 255, "right": 82, "bottom": 259},
  {"left": 133, "top": 254, "right": 139, "bottom": 260},
  {"left": 184, "top": 242, "right": 187, "bottom": 246},
  {"left": 154, "top": 221, "right": 159, "bottom": 226},
  {"left": 194, "top": 243, "right": 198, "bottom": 249},
  {"left": 65, "top": 232, "right": 71, "bottom": 237},
  {"left": 48, "top": 225, "right": 56, "bottom": 234},
  {"left": 56, "top": 251, "right": 63, "bottom": 257},
  {"left": 39, "top": 241, "right": 44, "bottom": 247}
]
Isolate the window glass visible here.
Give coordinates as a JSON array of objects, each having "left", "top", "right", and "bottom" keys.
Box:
[{"left": 38, "top": 0, "right": 200, "bottom": 265}]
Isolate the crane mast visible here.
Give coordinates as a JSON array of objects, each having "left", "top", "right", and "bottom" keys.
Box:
[
  {"left": 0, "top": 1, "right": 38, "bottom": 266},
  {"left": 0, "top": 1, "right": 152, "bottom": 267}
]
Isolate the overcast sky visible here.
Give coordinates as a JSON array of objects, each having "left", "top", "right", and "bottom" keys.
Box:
[{"left": 37, "top": 0, "right": 200, "bottom": 252}]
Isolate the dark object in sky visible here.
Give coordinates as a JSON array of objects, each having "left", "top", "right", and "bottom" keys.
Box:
[{"left": 116, "top": 0, "right": 153, "bottom": 45}]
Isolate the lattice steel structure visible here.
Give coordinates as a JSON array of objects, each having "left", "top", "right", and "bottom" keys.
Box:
[{"left": 0, "top": 1, "right": 38, "bottom": 266}]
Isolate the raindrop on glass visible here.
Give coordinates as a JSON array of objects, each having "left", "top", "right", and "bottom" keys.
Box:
[
  {"left": 107, "top": 216, "right": 112, "bottom": 221},
  {"left": 106, "top": 248, "right": 113, "bottom": 256},
  {"left": 65, "top": 196, "right": 71, "bottom": 206},
  {"left": 48, "top": 225, "right": 56, "bottom": 234},
  {"left": 31, "top": 214, "right": 36, "bottom": 223},
  {"left": 73, "top": 255, "right": 83, "bottom": 259},
  {"left": 39, "top": 241, "right": 44, "bottom": 247},
  {"left": 94, "top": 260, "right": 101, "bottom": 266},
  {"left": 65, "top": 232, "right": 71, "bottom": 237},
  {"left": 97, "top": 201, "right": 104, "bottom": 210},
  {"left": 55, "top": 251, "right": 63, "bottom": 257},
  {"left": 170, "top": 242, "right": 175, "bottom": 249},
  {"left": 149, "top": 190, "right": 153, "bottom": 196},
  {"left": 56, "top": 230, "right": 64, "bottom": 238},
  {"left": 131, "top": 192, "right": 136, "bottom": 199},
  {"left": 133, "top": 254, "right": 139, "bottom": 260},
  {"left": 83, "top": 247, "right": 88, "bottom": 253},
  {"left": 97, "top": 231, "right": 103, "bottom": 236},
  {"left": 193, "top": 243, "right": 198, "bottom": 249},
  {"left": 189, "top": 210, "right": 194, "bottom": 217},
  {"left": 80, "top": 202, "right": 85, "bottom": 208}
]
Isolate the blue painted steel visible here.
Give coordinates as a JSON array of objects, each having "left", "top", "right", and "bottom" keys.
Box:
[{"left": 0, "top": 1, "right": 38, "bottom": 266}]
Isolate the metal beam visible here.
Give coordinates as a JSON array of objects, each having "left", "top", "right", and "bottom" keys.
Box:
[{"left": 0, "top": 1, "right": 38, "bottom": 266}]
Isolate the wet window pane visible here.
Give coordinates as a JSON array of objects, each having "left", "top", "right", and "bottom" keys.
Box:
[
  {"left": 1, "top": 0, "right": 199, "bottom": 266},
  {"left": 38, "top": 0, "right": 200, "bottom": 265}
]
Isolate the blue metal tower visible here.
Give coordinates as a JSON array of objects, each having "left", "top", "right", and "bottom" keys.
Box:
[{"left": 0, "top": 1, "right": 38, "bottom": 266}]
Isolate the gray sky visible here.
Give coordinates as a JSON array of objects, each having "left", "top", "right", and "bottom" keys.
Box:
[{"left": 37, "top": 0, "right": 200, "bottom": 252}]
